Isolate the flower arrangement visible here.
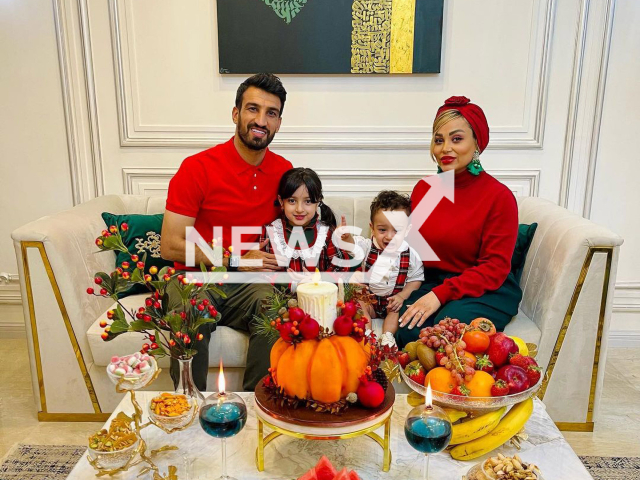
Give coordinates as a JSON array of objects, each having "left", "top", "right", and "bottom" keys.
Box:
[{"left": 87, "top": 223, "right": 227, "bottom": 360}]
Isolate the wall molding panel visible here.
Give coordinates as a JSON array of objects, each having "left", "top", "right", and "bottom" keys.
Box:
[
  {"left": 123, "top": 167, "right": 541, "bottom": 198},
  {"left": 109, "top": 0, "right": 554, "bottom": 150},
  {"left": 52, "top": 0, "right": 104, "bottom": 204},
  {"left": 559, "top": 0, "right": 616, "bottom": 218}
]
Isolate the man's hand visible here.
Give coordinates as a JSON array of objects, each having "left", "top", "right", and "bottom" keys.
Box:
[
  {"left": 386, "top": 293, "right": 405, "bottom": 313},
  {"left": 398, "top": 291, "right": 441, "bottom": 330},
  {"left": 238, "top": 238, "right": 285, "bottom": 272}
]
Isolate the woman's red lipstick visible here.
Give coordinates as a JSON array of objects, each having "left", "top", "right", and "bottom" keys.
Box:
[{"left": 440, "top": 156, "right": 456, "bottom": 165}]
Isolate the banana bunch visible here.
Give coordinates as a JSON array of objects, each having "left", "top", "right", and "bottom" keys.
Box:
[{"left": 449, "top": 398, "right": 534, "bottom": 461}]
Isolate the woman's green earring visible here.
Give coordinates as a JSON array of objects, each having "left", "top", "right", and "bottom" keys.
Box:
[
  {"left": 437, "top": 165, "right": 443, "bottom": 173},
  {"left": 467, "top": 149, "right": 484, "bottom": 176}
]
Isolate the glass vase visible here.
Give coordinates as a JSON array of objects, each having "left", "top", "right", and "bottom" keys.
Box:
[{"left": 175, "top": 357, "right": 205, "bottom": 403}]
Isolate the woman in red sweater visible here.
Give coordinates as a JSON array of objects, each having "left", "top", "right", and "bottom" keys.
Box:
[{"left": 396, "top": 96, "right": 522, "bottom": 347}]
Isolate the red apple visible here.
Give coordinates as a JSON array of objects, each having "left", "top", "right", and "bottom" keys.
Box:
[
  {"left": 487, "top": 333, "right": 519, "bottom": 367},
  {"left": 496, "top": 365, "right": 530, "bottom": 394},
  {"left": 342, "top": 301, "right": 357, "bottom": 318},
  {"left": 333, "top": 315, "right": 354, "bottom": 336}
]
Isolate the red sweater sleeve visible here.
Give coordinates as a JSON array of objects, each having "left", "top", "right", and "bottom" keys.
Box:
[{"left": 431, "top": 189, "right": 518, "bottom": 304}]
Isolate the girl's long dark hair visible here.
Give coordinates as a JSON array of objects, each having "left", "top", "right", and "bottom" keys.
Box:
[{"left": 276, "top": 168, "right": 338, "bottom": 229}]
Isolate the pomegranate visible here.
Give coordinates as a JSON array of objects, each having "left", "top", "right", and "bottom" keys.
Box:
[{"left": 357, "top": 379, "right": 385, "bottom": 408}]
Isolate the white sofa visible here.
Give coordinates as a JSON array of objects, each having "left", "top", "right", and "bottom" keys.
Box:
[{"left": 12, "top": 194, "right": 622, "bottom": 430}]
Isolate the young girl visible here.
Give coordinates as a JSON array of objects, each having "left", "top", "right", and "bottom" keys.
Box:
[{"left": 259, "top": 168, "right": 348, "bottom": 283}]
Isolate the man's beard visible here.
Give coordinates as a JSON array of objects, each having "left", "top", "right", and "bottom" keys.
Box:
[{"left": 238, "top": 120, "right": 276, "bottom": 151}]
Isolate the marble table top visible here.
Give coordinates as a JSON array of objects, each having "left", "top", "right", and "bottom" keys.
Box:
[{"left": 67, "top": 391, "right": 593, "bottom": 480}]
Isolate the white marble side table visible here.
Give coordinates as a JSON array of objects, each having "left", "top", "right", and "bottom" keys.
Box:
[{"left": 67, "top": 392, "right": 593, "bottom": 480}]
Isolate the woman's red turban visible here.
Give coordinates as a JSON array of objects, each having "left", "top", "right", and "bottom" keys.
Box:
[{"left": 436, "top": 96, "right": 490, "bottom": 153}]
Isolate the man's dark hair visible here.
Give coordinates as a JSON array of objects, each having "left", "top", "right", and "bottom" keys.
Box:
[
  {"left": 235, "top": 73, "right": 287, "bottom": 116},
  {"left": 370, "top": 190, "right": 411, "bottom": 222}
]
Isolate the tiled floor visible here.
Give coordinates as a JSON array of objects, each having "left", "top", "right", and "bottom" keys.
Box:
[{"left": 1, "top": 338, "right": 639, "bottom": 462}]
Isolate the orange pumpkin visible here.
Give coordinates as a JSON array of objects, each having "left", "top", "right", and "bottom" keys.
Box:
[{"left": 270, "top": 336, "right": 370, "bottom": 404}]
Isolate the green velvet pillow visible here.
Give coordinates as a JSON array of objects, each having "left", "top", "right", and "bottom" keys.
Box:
[
  {"left": 511, "top": 223, "right": 538, "bottom": 283},
  {"left": 101, "top": 212, "right": 174, "bottom": 297}
]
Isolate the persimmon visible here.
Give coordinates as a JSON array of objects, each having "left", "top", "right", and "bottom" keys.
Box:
[
  {"left": 462, "top": 330, "right": 491, "bottom": 354},
  {"left": 470, "top": 317, "right": 497, "bottom": 336}
]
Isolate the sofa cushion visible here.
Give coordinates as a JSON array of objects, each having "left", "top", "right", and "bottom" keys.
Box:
[
  {"left": 503, "top": 308, "right": 541, "bottom": 346},
  {"left": 101, "top": 212, "right": 174, "bottom": 298},
  {"left": 87, "top": 294, "right": 249, "bottom": 368}
]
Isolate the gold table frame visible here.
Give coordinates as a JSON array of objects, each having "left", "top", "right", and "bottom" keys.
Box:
[{"left": 255, "top": 412, "right": 392, "bottom": 472}]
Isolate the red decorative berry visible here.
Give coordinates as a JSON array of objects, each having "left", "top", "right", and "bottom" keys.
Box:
[
  {"left": 136, "top": 262, "right": 144, "bottom": 270},
  {"left": 153, "top": 301, "right": 161, "bottom": 309},
  {"left": 109, "top": 225, "right": 118, "bottom": 233},
  {"left": 101, "top": 230, "right": 109, "bottom": 236},
  {"left": 95, "top": 238, "right": 103, "bottom": 246},
  {"left": 144, "top": 274, "right": 152, "bottom": 282},
  {"left": 163, "top": 274, "right": 171, "bottom": 281},
  {"left": 86, "top": 287, "right": 94, "bottom": 295},
  {"left": 169, "top": 339, "right": 176, "bottom": 347},
  {"left": 180, "top": 312, "right": 187, "bottom": 320},
  {"left": 101, "top": 332, "right": 109, "bottom": 340},
  {"left": 143, "top": 314, "right": 152, "bottom": 322},
  {"left": 94, "top": 277, "right": 103, "bottom": 285},
  {"left": 120, "top": 222, "right": 128, "bottom": 231},
  {"left": 116, "top": 268, "right": 123, "bottom": 275},
  {"left": 197, "top": 304, "right": 205, "bottom": 311},
  {"left": 121, "top": 261, "right": 130, "bottom": 269},
  {"left": 122, "top": 272, "right": 131, "bottom": 280},
  {"left": 168, "top": 268, "right": 176, "bottom": 275},
  {"left": 131, "top": 254, "right": 139, "bottom": 262},
  {"left": 197, "top": 333, "right": 204, "bottom": 341},
  {"left": 209, "top": 307, "right": 218, "bottom": 317},
  {"left": 149, "top": 335, "right": 156, "bottom": 342},
  {"left": 202, "top": 299, "right": 209, "bottom": 306},
  {"left": 183, "top": 336, "right": 191, "bottom": 344},
  {"left": 142, "top": 343, "right": 150, "bottom": 351},
  {"left": 99, "top": 320, "right": 107, "bottom": 328},
  {"left": 150, "top": 343, "right": 158, "bottom": 350},
  {"left": 99, "top": 288, "right": 108, "bottom": 295},
  {"left": 145, "top": 298, "right": 153, "bottom": 306},
  {"left": 106, "top": 310, "right": 114, "bottom": 319}
]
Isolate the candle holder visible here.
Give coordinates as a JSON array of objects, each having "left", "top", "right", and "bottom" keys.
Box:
[
  {"left": 199, "top": 391, "right": 248, "bottom": 480},
  {"left": 404, "top": 384, "right": 452, "bottom": 480}
]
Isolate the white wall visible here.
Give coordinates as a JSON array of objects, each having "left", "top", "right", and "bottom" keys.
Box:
[
  {"left": 1, "top": 0, "right": 638, "bottom": 343},
  {"left": 590, "top": 0, "right": 640, "bottom": 345},
  {"left": 0, "top": 0, "right": 74, "bottom": 336}
]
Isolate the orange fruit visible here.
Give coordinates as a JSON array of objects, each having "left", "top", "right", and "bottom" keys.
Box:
[
  {"left": 464, "top": 370, "right": 495, "bottom": 397},
  {"left": 464, "top": 351, "right": 477, "bottom": 369},
  {"left": 425, "top": 367, "right": 455, "bottom": 394}
]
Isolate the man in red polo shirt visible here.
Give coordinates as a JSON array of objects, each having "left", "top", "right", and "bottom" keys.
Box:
[{"left": 161, "top": 73, "right": 293, "bottom": 391}]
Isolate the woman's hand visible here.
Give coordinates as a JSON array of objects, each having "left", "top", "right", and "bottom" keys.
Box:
[{"left": 399, "top": 292, "right": 441, "bottom": 330}]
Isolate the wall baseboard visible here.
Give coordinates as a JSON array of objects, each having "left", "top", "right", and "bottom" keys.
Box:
[{"left": 608, "top": 330, "right": 640, "bottom": 348}]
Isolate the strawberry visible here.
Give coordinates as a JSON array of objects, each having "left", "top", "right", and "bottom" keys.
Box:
[
  {"left": 405, "top": 362, "right": 426, "bottom": 385},
  {"left": 491, "top": 379, "right": 509, "bottom": 397},
  {"left": 475, "top": 355, "right": 494, "bottom": 374},
  {"left": 434, "top": 347, "right": 446, "bottom": 366},
  {"left": 526, "top": 365, "right": 542, "bottom": 385},
  {"left": 451, "top": 385, "right": 470, "bottom": 396},
  {"left": 509, "top": 354, "right": 538, "bottom": 370},
  {"left": 397, "top": 352, "right": 410, "bottom": 369}
]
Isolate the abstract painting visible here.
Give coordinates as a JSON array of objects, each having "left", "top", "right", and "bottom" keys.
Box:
[{"left": 216, "top": 0, "right": 444, "bottom": 74}]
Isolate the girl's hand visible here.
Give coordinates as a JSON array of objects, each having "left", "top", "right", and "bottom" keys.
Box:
[
  {"left": 339, "top": 215, "right": 354, "bottom": 244},
  {"left": 386, "top": 294, "right": 405, "bottom": 313},
  {"left": 398, "top": 292, "right": 441, "bottom": 330}
]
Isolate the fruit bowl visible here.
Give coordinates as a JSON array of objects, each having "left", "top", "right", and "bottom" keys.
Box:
[{"left": 400, "top": 367, "right": 542, "bottom": 415}]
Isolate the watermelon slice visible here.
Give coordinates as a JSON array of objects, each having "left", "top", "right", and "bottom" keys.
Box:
[
  {"left": 297, "top": 469, "right": 318, "bottom": 480},
  {"left": 333, "top": 467, "right": 350, "bottom": 480},
  {"left": 314, "top": 456, "right": 337, "bottom": 480},
  {"left": 347, "top": 470, "right": 361, "bottom": 480}
]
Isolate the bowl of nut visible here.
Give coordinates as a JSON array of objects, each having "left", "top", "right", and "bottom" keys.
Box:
[
  {"left": 87, "top": 414, "right": 139, "bottom": 471},
  {"left": 148, "top": 392, "right": 196, "bottom": 431},
  {"left": 465, "top": 454, "right": 543, "bottom": 480}
]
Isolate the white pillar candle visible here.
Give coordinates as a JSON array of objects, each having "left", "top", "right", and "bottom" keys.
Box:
[{"left": 296, "top": 280, "right": 338, "bottom": 331}]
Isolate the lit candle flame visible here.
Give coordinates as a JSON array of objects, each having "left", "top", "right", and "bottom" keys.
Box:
[
  {"left": 426, "top": 380, "right": 433, "bottom": 408},
  {"left": 218, "top": 360, "right": 225, "bottom": 395},
  {"left": 312, "top": 268, "right": 321, "bottom": 285}
]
